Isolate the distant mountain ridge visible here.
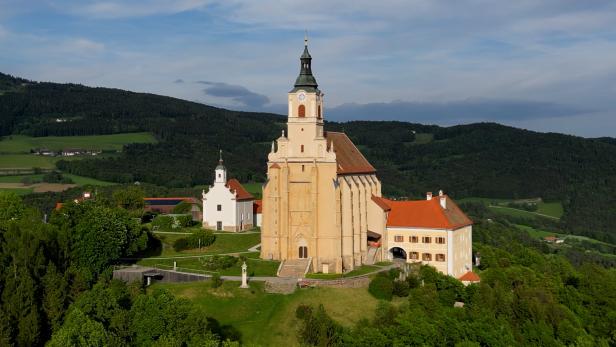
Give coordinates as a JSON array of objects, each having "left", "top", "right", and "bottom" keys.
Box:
[{"left": 1, "top": 72, "right": 616, "bottom": 242}]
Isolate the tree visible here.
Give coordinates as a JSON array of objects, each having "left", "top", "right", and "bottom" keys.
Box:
[
  {"left": 71, "top": 203, "right": 147, "bottom": 277},
  {"left": 0, "top": 192, "right": 25, "bottom": 229},
  {"left": 113, "top": 186, "right": 145, "bottom": 211}
]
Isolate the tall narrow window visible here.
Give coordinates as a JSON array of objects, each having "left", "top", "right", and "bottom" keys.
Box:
[
  {"left": 301, "top": 145, "right": 304, "bottom": 153},
  {"left": 299, "top": 246, "right": 308, "bottom": 258},
  {"left": 318, "top": 105, "right": 322, "bottom": 119},
  {"left": 298, "top": 104, "right": 306, "bottom": 117}
]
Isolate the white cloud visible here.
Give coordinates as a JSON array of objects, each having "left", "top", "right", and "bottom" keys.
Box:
[{"left": 56, "top": 0, "right": 211, "bottom": 19}]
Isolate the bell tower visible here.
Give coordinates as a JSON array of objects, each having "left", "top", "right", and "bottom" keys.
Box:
[{"left": 286, "top": 35, "right": 326, "bottom": 158}]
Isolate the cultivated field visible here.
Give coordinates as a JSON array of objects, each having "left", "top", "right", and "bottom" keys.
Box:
[{"left": 0, "top": 133, "right": 156, "bottom": 153}]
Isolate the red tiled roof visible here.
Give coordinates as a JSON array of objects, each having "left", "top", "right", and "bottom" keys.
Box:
[
  {"left": 371, "top": 195, "right": 391, "bottom": 211},
  {"left": 458, "top": 271, "right": 481, "bottom": 282},
  {"left": 55, "top": 202, "right": 64, "bottom": 210},
  {"left": 385, "top": 195, "right": 473, "bottom": 229},
  {"left": 253, "top": 199, "right": 262, "bottom": 213},
  {"left": 326, "top": 132, "right": 376, "bottom": 175},
  {"left": 226, "top": 179, "right": 254, "bottom": 201}
]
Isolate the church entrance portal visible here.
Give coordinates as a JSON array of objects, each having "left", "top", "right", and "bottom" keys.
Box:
[
  {"left": 299, "top": 246, "right": 308, "bottom": 259},
  {"left": 390, "top": 247, "right": 407, "bottom": 260}
]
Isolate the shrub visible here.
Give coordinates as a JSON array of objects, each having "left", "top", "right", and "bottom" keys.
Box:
[
  {"left": 296, "top": 304, "right": 313, "bottom": 320},
  {"left": 173, "top": 238, "right": 191, "bottom": 252},
  {"left": 176, "top": 215, "right": 193, "bottom": 228},
  {"left": 42, "top": 171, "right": 74, "bottom": 184},
  {"left": 369, "top": 276, "right": 393, "bottom": 301},
  {"left": 406, "top": 274, "right": 420, "bottom": 289},
  {"left": 200, "top": 255, "right": 238, "bottom": 270},
  {"left": 392, "top": 280, "right": 410, "bottom": 297},
  {"left": 152, "top": 215, "right": 174, "bottom": 231},
  {"left": 187, "top": 230, "right": 215, "bottom": 248},
  {"left": 210, "top": 273, "right": 222, "bottom": 288},
  {"left": 172, "top": 230, "right": 216, "bottom": 252}
]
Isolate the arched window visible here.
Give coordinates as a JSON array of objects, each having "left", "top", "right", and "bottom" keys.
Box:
[
  {"left": 298, "top": 104, "right": 305, "bottom": 117},
  {"left": 318, "top": 105, "right": 322, "bottom": 119},
  {"left": 301, "top": 145, "right": 304, "bottom": 153},
  {"left": 299, "top": 246, "right": 308, "bottom": 258}
]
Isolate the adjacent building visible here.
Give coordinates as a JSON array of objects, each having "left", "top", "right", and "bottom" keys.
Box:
[
  {"left": 373, "top": 191, "right": 473, "bottom": 278},
  {"left": 202, "top": 154, "right": 255, "bottom": 232}
]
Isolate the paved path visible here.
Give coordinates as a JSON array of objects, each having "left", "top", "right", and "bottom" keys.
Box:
[{"left": 247, "top": 243, "right": 261, "bottom": 252}]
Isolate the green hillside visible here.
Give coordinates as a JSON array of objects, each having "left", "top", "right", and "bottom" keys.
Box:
[{"left": 1, "top": 72, "right": 615, "bottom": 243}]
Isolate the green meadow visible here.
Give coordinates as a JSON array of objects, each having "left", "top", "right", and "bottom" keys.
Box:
[
  {"left": 0, "top": 133, "right": 156, "bottom": 153},
  {"left": 149, "top": 281, "right": 389, "bottom": 346}
]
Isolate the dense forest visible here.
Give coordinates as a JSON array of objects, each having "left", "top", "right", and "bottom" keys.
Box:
[
  {"left": 1, "top": 72, "right": 615, "bottom": 242},
  {"left": 3, "top": 189, "right": 616, "bottom": 346}
]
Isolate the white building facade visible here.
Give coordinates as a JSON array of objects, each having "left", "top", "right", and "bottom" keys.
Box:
[{"left": 202, "top": 156, "right": 254, "bottom": 232}]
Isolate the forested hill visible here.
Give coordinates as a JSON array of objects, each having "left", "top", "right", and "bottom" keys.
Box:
[
  {"left": 0, "top": 72, "right": 285, "bottom": 137},
  {"left": 1, "top": 72, "right": 616, "bottom": 242}
]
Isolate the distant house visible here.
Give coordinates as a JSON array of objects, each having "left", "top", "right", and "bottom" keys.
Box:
[
  {"left": 61, "top": 148, "right": 102, "bottom": 156},
  {"left": 36, "top": 148, "right": 55, "bottom": 156},
  {"left": 458, "top": 271, "right": 481, "bottom": 286},
  {"left": 144, "top": 197, "right": 202, "bottom": 221},
  {"left": 543, "top": 235, "right": 564, "bottom": 244},
  {"left": 253, "top": 200, "right": 262, "bottom": 227},
  {"left": 202, "top": 153, "right": 254, "bottom": 232},
  {"left": 62, "top": 148, "right": 82, "bottom": 156}
]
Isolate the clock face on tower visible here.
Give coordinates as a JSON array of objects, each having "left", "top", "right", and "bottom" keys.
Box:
[{"left": 297, "top": 92, "right": 306, "bottom": 101}]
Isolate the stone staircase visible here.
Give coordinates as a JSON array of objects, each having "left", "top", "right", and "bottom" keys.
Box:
[
  {"left": 277, "top": 258, "right": 311, "bottom": 278},
  {"left": 364, "top": 246, "right": 380, "bottom": 265}
]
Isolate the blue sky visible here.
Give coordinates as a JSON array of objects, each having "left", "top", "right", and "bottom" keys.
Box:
[{"left": 1, "top": 1, "right": 615, "bottom": 137}]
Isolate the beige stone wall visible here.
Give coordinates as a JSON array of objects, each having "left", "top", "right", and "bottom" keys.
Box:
[{"left": 451, "top": 225, "right": 472, "bottom": 278}]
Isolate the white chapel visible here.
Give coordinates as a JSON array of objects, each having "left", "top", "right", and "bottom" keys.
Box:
[{"left": 202, "top": 152, "right": 255, "bottom": 232}]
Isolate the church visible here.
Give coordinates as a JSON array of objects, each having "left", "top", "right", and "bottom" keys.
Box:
[{"left": 261, "top": 39, "right": 473, "bottom": 278}]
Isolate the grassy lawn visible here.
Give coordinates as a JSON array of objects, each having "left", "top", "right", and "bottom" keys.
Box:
[
  {"left": 0, "top": 173, "right": 114, "bottom": 186},
  {"left": 149, "top": 280, "right": 383, "bottom": 346},
  {"left": 537, "top": 201, "right": 564, "bottom": 218},
  {"left": 516, "top": 224, "right": 615, "bottom": 247},
  {"left": 0, "top": 154, "right": 59, "bottom": 169},
  {"left": 63, "top": 174, "right": 115, "bottom": 186},
  {"left": 138, "top": 255, "right": 279, "bottom": 277},
  {"left": 0, "top": 174, "right": 44, "bottom": 183},
  {"left": 148, "top": 230, "right": 261, "bottom": 257},
  {"left": 458, "top": 196, "right": 562, "bottom": 220},
  {"left": 0, "top": 133, "right": 156, "bottom": 153},
  {"left": 0, "top": 187, "right": 33, "bottom": 195},
  {"left": 305, "top": 264, "right": 382, "bottom": 279}
]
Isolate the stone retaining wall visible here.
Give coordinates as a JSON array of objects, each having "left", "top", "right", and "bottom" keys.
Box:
[{"left": 299, "top": 276, "right": 370, "bottom": 288}]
